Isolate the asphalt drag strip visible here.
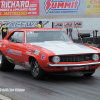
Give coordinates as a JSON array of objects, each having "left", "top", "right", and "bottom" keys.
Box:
[{"left": 0, "top": 94, "right": 12, "bottom": 100}]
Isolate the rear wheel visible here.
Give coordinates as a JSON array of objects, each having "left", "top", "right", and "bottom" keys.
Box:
[
  {"left": 0, "top": 51, "right": 15, "bottom": 71},
  {"left": 31, "top": 58, "right": 44, "bottom": 79}
]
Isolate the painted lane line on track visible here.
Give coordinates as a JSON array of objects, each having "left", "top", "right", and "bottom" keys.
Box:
[{"left": 0, "top": 94, "right": 12, "bottom": 100}]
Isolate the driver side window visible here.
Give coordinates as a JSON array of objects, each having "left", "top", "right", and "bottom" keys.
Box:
[{"left": 8, "top": 31, "right": 24, "bottom": 43}]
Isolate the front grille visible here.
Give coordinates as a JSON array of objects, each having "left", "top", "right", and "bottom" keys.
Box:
[{"left": 49, "top": 54, "right": 93, "bottom": 62}]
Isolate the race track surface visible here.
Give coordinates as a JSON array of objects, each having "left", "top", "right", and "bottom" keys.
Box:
[
  {"left": 0, "top": 65, "right": 100, "bottom": 100},
  {"left": 0, "top": 35, "right": 100, "bottom": 100}
]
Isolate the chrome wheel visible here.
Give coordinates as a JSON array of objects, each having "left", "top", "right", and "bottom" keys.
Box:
[
  {"left": 32, "top": 61, "right": 39, "bottom": 77},
  {"left": 31, "top": 58, "right": 44, "bottom": 79}
]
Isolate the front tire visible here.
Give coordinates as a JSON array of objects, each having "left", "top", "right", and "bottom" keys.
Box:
[
  {"left": 0, "top": 51, "right": 15, "bottom": 71},
  {"left": 31, "top": 58, "right": 44, "bottom": 80}
]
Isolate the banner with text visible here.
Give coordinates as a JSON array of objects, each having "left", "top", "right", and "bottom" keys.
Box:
[
  {"left": 0, "top": 0, "right": 39, "bottom": 16},
  {"left": 40, "top": 0, "right": 86, "bottom": 15},
  {"left": 53, "top": 21, "right": 82, "bottom": 29},
  {"left": 0, "top": 21, "right": 49, "bottom": 28},
  {"left": 86, "top": 0, "right": 100, "bottom": 15}
]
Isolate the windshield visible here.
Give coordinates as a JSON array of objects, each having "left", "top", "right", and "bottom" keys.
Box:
[{"left": 26, "top": 31, "right": 71, "bottom": 43}]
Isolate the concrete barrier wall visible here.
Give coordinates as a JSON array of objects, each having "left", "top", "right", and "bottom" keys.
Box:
[{"left": 0, "top": 16, "right": 99, "bottom": 39}]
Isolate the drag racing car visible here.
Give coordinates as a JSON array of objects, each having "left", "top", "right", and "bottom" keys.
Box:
[{"left": 0, "top": 28, "right": 100, "bottom": 79}]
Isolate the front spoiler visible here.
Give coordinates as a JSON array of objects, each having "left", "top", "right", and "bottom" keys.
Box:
[
  {"left": 47, "top": 62, "right": 100, "bottom": 67},
  {"left": 51, "top": 69, "right": 95, "bottom": 75}
]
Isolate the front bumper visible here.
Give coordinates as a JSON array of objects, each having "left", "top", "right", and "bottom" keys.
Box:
[{"left": 47, "top": 62, "right": 100, "bottom": 67}]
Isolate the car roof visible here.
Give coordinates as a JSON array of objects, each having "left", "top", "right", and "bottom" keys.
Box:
[{"left": 12, "top": 28, "right": 62, "bottom": 31}]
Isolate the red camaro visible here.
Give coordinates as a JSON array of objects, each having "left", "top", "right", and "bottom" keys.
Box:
[{"left": 0, "top": 28, "right": 100, "bottom": 79}]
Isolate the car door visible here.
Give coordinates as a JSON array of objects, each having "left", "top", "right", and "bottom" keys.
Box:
[{"left": 6, "top": 31, "right": 24, "bottom": 63}]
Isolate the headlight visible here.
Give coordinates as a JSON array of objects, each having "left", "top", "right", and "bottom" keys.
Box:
[
  {"left": 92, "top": 54, "right": 99, "bottom": 61},
  {"left": 52, "top": 56, "right": 60, "bottom": 63}
]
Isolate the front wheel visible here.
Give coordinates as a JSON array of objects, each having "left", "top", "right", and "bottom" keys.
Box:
[
  {"left": 31, "top": 58, "right": 44, "bottom": 80},
  {"left": 0, "top": 51, "right": 15, "bottom": 71}
]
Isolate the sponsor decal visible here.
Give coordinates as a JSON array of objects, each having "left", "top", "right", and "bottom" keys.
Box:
[
  {"left": 44, "top": 0, "right": 80, "bottom": 14},
  {"left": 19, "top": 62, "right": 25, "bottom": 66},
  {"left": 15, "top": 61, "right": 20, "bottom": 65},
  {"left": 41, "top": 54, "right": 46, "bottom": 60},
  {"left": 74, "top": 22, "right": 82, "bottom": 28},
  {"left": 70, "top": 66, "right": 84, "bottom": 69},
  {"left": 25, "top": 61, "right": 31, "bottom": 68},
  {"left": 3, "top": 45, "right": 6, "bottom": 47},
  {"left": 8, "top": 57, "right": 11, "bottom": 60},
  {"left": 0, "top": 42, "right": 2, "bottom": 47},
  {"left": 7, "top": 57, "right": 15, "bottom": 63},
  {"left": 10, "top": 59, "right": 16, "bottom": 63},
  {"left": 33, "top": 50, "right": 40, "bottom": 55},
  {"left": 15, "top": 61, "right": 24, "bottom": 66},
  {"left": 64, "top": 22, "right": 73, "bottom": 28},
  {"left": 6, "top": 56, "right": 25, "bottom": 66},
  {"left": 7, "top": 49, "right": 11, "bottom": 53},
  {"left": 54, "top": 23, "right": 63, "bottom": 29},
  {"left": 26, "top": 48, "right": 32, "bottom": 54},
  {"left": 7, "top": 49, "right": 22, "bottom": 56},
  {"left": 0, "top": 21, "right": 49, "bottom": 29},
  {"left": 54, "top": 21, "right": 82, "bottom": 28}
]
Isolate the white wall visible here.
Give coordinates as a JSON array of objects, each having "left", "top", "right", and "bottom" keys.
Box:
[
  {"left": 1, "top": 18, "right": 100, "bottom": 31},
  {"left": 48, "top": 18, "right": 100, "bottom": 30}
]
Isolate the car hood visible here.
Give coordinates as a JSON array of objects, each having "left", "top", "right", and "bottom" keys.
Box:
[{"left": 30, "top": 41, "right": 98, "bottom": 55}]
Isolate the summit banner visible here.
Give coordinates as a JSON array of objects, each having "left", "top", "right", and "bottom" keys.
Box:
[
  {"left": 0, "top": 0, "right": 39, "bottom": 16},
  {"left": 40, "top": 0, "right": 86, "bottom": 15}
]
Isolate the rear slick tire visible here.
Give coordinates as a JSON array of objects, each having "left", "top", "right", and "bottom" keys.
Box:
[{"left": 0, "top": 51, "right": 15, "bottom": 71}]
